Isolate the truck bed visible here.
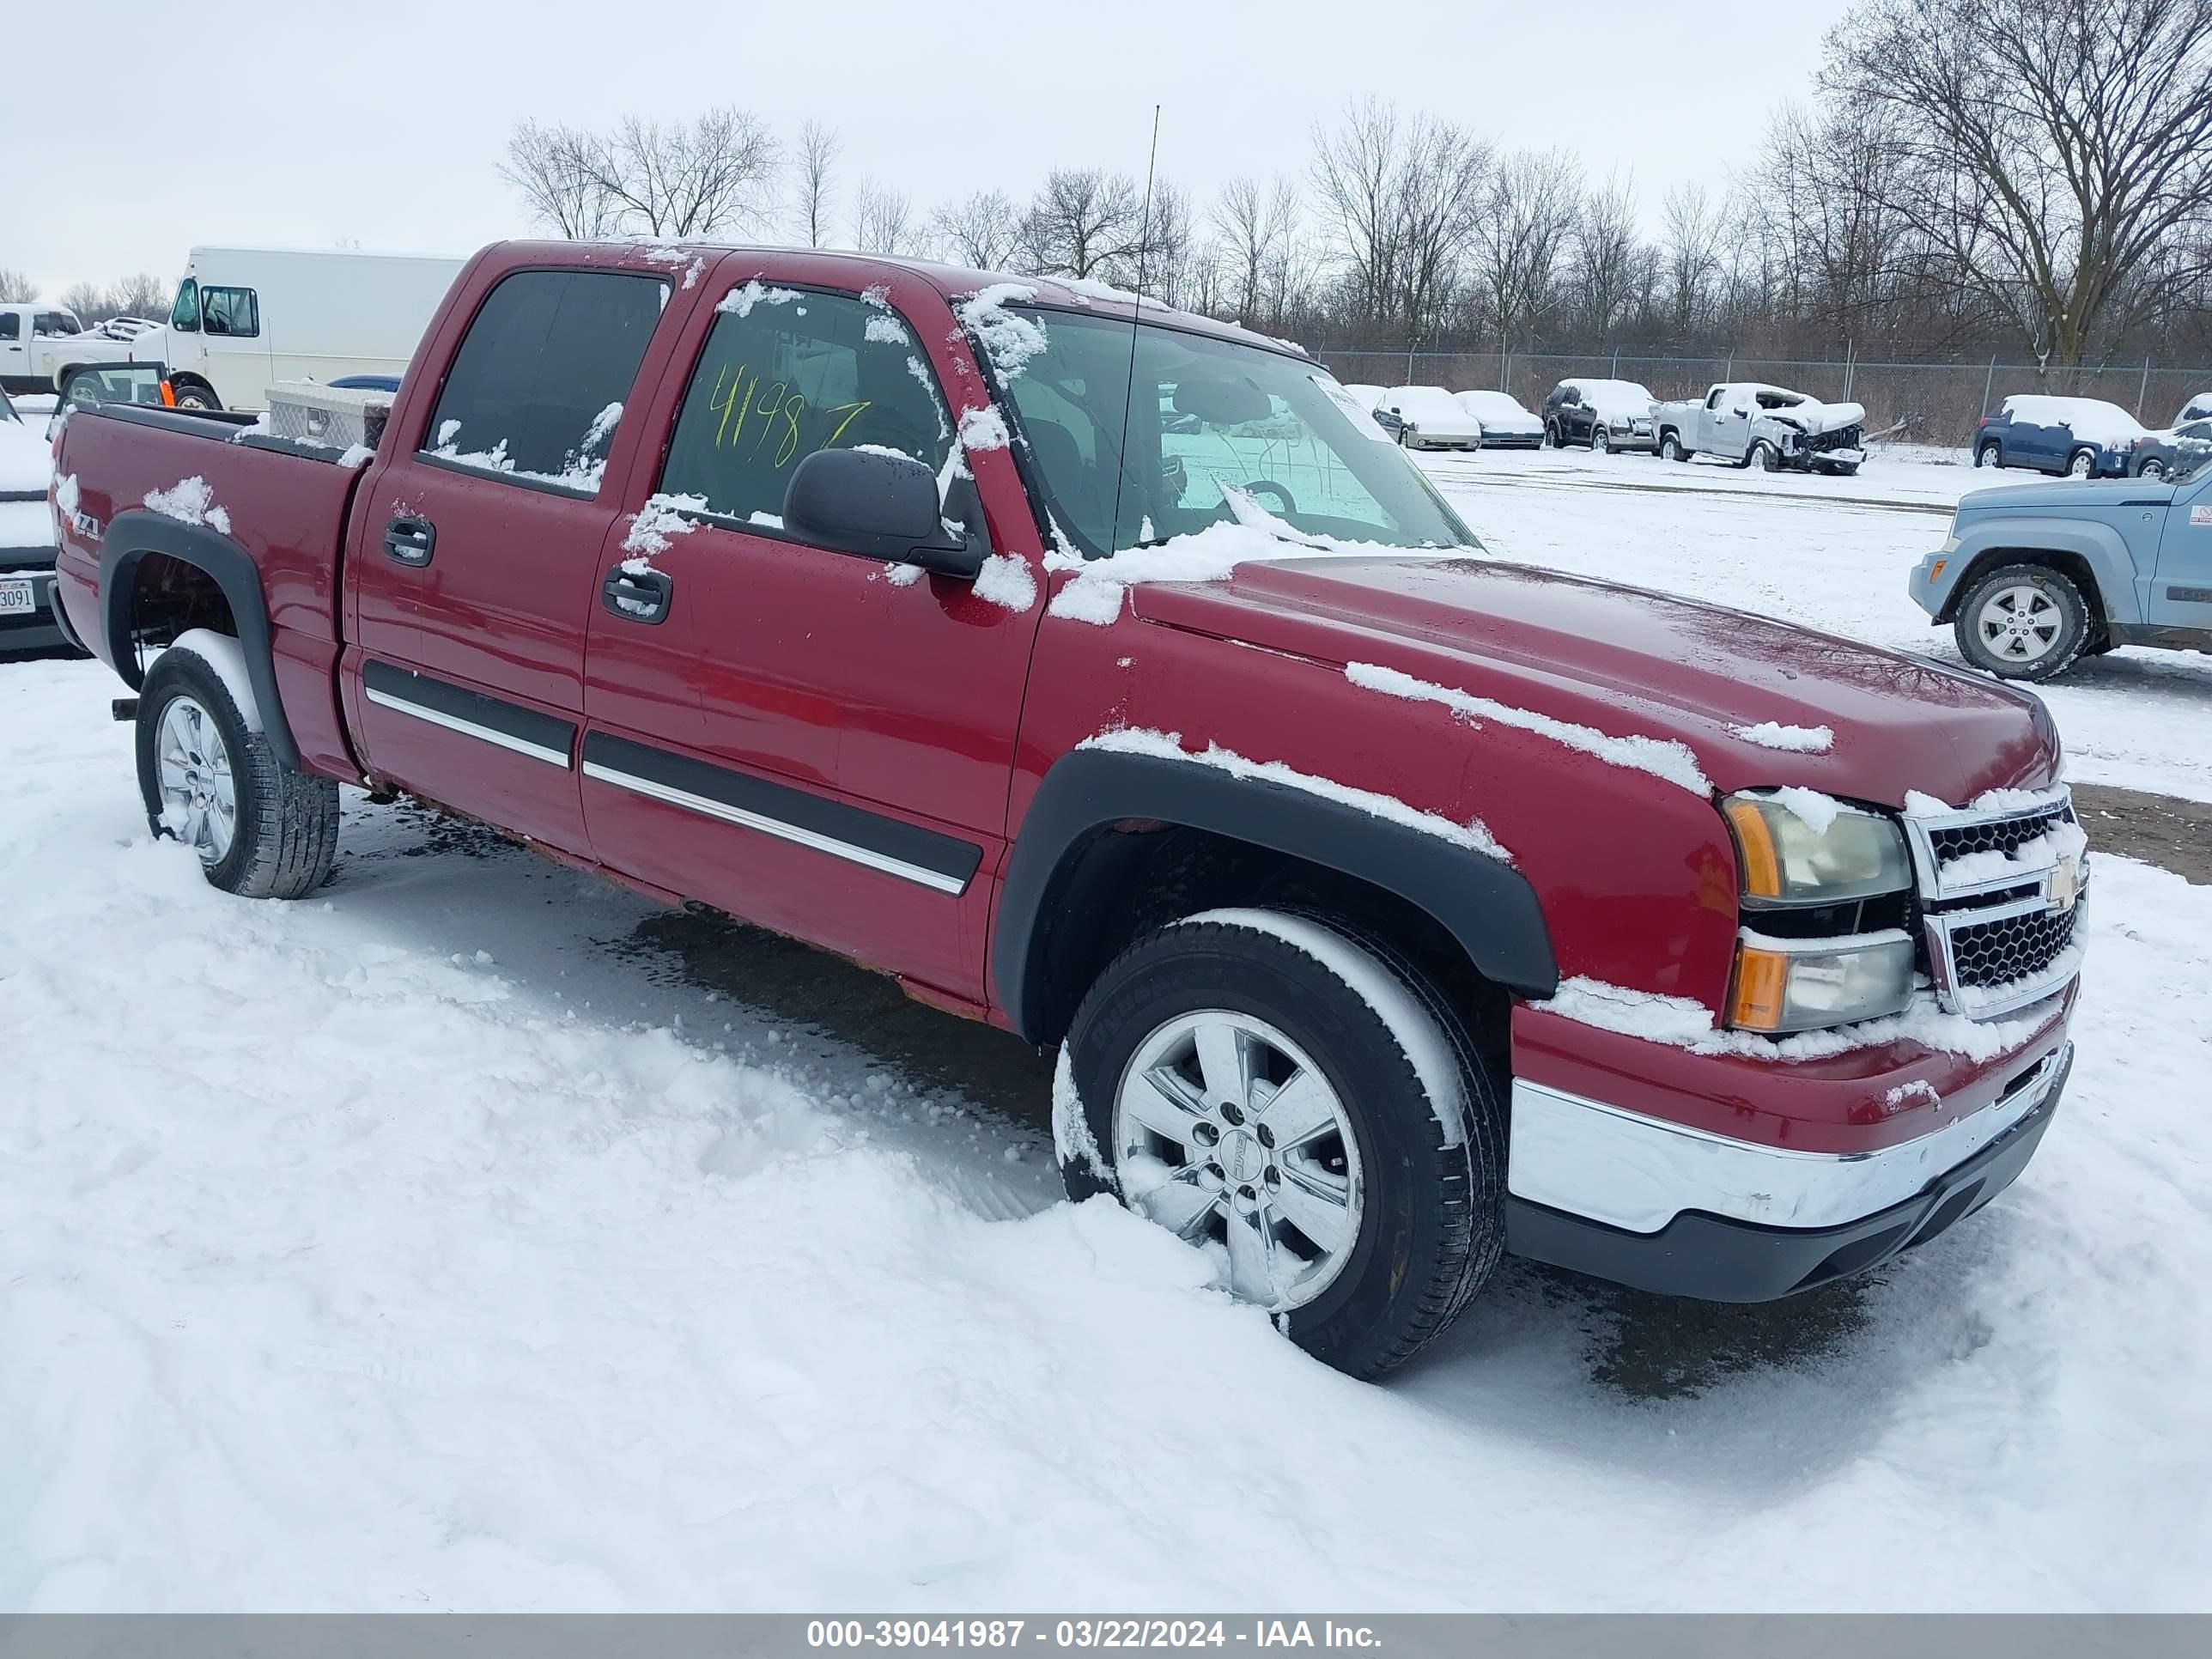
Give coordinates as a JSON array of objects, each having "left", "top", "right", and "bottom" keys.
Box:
[{"left": 51, "top": 403, "right": 372, "bottom": 779}]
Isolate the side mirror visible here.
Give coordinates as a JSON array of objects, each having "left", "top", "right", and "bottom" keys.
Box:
[{"left": 782, "top": 447, "right": 984, "bottom": 580}]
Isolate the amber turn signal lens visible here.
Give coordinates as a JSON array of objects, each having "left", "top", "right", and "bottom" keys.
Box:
[
  {"left": 1724, "top": 797, "right": 1783, "bottom": 899},
  {"left": 159, "top": 380, "right": 177, "bottom": 408},
  {"left": 1729, "top": 945, "right": 1790, "bottom": 1032}
]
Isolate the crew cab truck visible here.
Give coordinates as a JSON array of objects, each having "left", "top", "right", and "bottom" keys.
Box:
[
  {"left": 1911, "top": 467, "right": 2212, "bottom": 679},
  {"left": 52, "top": 242, "right": 2084, "bottom": 1379},
  {"left": 0, "top": 302, "right": 136, "bottom": 395},
  {"left": 1653, "top": 382, "right": 1866, "bottom": 474}
]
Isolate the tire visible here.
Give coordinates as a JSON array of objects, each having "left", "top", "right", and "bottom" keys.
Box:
[
  {"left": 1974, "top": 441, "right": 1999, "bottom": 469},
  {"left": 1952, "top": 562, "right": 2094, "bottom": 682},
  {"left": 1544, "top": 422, "right": 1562, "bottom": 448},
  {"left": 1658, "top": 430, "right": 1686, "bottom": 462},
  {"left": 1590, "top": 424, "right": 1611, "bottom": 453},
  {"left": 1057, "top": 908, "right": 1504, "bottom": 1380},
  {"left": 171, "top": 381, "right": 220, "bottom": 412},
  {"left": 1747, "top": 441, "right": 1778, "bottom": 472},
  {"left": 2066, "top": 448, "right": 2096, "bottom": 479},
  {"left": 2138, "top": 457, "right": 2168, "bottom": 480},
  {"left": 135, "top": 643, "right": 339, "bottom": 898}
]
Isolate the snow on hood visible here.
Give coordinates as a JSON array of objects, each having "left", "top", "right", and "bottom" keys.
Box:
[
  {"left": 1960, "top": 476, "right": 2171, "bottom": 513},
  {"left": 1759, "top": 397, "right": 1864, "bottom": 436},
  {"left": 1121, "top": 555, "right": 2058, "bottom": 808},
  {"left": 0, "top": 416, "right": 51, "bottom": 495}
]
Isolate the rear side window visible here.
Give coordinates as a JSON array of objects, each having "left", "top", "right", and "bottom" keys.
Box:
[
  {"left": 658, "top": 286, "right": 954, "bottom": 529},
  {"left": 427, "top": 269, "right": 668, "bottom": 492},
  {"left": 33, "top": 312, "right": 80, "bottom": 337},
  {"left": 200, "top": 287, "right": 258, "bottom": 338}
]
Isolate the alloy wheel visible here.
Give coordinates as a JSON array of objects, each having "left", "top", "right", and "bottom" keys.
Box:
[
  {"left": 155, "top": 695, "right": 237, "bottom": 865},
  {"left": 1111, "top": 1009, "right": 1363, "bottom": 1312},
  {"left": 1974, "top": 584, "right": 2063, "bottom": 665}
]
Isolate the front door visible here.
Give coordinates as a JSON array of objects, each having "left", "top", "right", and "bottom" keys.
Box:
[
  {"left": 344, "top": 264, "right": 674, "bottom": 855},
  {"left": 581, "top": 263, "right": 1046, "bottom": 1004},
  {"left": 2153, "top": 471, "right": 2212, "bottom": 634}
]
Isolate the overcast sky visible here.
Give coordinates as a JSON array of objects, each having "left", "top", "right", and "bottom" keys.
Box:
[{"left": 3, "top": 0, "right": 1835, "bottom": 297}]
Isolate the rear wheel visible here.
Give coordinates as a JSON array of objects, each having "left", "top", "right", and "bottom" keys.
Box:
[
  {"left": 1974, "top": 441, "right": 1999, "bottom": 469},
  {"left": 170, "top": 380, "right": 220, "bottom": 412},
  {"left": 135, "top": 644, "right": 339, "bottom": 897},
  {"left": 1058, "top": 909, "right": 1504, "bottom": 1380},
  {"left": 2066, "top": 447, "right": 2096, "bottom": 479},
  {"left": 2139, "top": 457, "right": 2169, "bottom": 480},
  {"left": 1954, "top": 562, "right": 2093, "bottom": 682}
]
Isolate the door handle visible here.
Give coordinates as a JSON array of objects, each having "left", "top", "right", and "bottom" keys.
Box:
[
  {"left": 384, "top": 515, "right": 436, "bottom": 567},
  {"left": 602, "top": 565, "right": 673, "bottom": 624}
]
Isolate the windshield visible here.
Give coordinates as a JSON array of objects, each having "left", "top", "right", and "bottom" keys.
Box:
[
  {"left": 1458, "top": 391, "right": 1526, "bottom": 419},
  {"left": 995, "top": 307, "right": 1475, "bottom": 557}
]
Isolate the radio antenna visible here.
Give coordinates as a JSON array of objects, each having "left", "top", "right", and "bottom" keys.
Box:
[{"left": 1109, "top": 103, "right": 1162, "bottom": 552}]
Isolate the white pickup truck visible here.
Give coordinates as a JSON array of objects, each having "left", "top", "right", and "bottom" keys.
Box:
[
  {"left": 0, "top": 304, "right": 138, "bottom": 396},
  {"left": 1652, "top": 381, "right": 1866, "bottom": 475}
]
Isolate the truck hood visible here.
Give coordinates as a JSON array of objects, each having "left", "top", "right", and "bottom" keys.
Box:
[
  {"left": 1960, "top": 477, "right": 2172, "bottom": 513},
  {"left": 1127, "top": 553, "right": 2058, "bottom": 808},
  {"left": 1762, "top": 398, "right": 1863, "bottom": 435}
]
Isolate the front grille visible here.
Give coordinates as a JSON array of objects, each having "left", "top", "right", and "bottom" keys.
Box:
[
  {"left": 1928, "top": 804, "right": 2068, "bottom": 866},
  {"left": 1949, "top": 901, "right": 2082, "bottom": 988},
  {"left": 1906, "top": 789, "right": 2087, "bottom": 1018}
]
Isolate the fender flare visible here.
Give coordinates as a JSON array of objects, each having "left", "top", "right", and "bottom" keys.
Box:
[
  {"left": 991, "top": 749, "right": 1559, "bottom": 1043},
  {"left": 99, "top": 507, "right": 301, "bottom": 769},
  {"left": 1942, "top": 516, "right": 2142, "bottom": 625}
]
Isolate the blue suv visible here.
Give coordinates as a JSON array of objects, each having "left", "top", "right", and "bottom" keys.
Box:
[
  {"left": 1972, "top": 395, "right": 2142, "bottom": 479},
  {"left": 1911, "top": 460, "right": 2212, "bottom": 679}
]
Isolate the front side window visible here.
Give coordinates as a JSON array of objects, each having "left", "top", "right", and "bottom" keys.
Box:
[
  {"left": 425, "top": 269, "right": 668, "bottom": 491},
  {"left": 992, "top": 307, "right": 1474, "bottom": 557},
  {"left": 0, "top": 313, "right": 17, "bottom": 341},
  {"left": 200, "top": 287, "right": 259, "bottom": 338},
  {"left": 171, "top": 280, "right": 200, "bottom": 332},
  {"left": 659, "top": 285, "right": 955, "bottom": 528}
]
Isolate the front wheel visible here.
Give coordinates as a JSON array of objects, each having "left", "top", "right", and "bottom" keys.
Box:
[
  {"left": 1590, "top": 425, "right": 1611, "bottom": 453},
  {"left": 1057, "top": 909, "right": 1503, "bottom": 1380},
  {"left": 1747, "top": 441, "right": 1778, "bottom": 472},
  {"left": 1953, "top": 562, "right": 2093, "bottom": 681},
  {"left": 1658, "top": 431, "right": 1683, "bottom": 462},
  {"left": 136, "top": 642, "right": 339, "bottom": 897}
]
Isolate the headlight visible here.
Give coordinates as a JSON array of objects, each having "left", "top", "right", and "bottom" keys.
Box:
[
  {"left": 1729, "top": 929, "right": 1916, "bottom": 1032},
  {"left": 1723, "top": 792, "right": 1912, "bottom": 904}
]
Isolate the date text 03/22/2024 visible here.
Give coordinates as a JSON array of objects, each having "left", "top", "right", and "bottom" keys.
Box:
[{"left": 805, "top": 1620, "right": 1383, "bottom": 1649}]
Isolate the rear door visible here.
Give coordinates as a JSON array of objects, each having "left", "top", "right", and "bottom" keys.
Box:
[
  {"left": 580, "top": 261, "right": 1046, "bottom": 1005},
  {"left": 2152, "top": 469, "right": 2212, "bottom": 633},
  {"left": 344, "top": 263, "right": 674, "bottom": 855}
]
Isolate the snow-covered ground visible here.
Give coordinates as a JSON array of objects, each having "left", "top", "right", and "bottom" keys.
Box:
[
  {"left": 6, "top": 443, "right": 2212, "bottom": 1611},
  {"left": 1425, "top": 445, "right": 2212, "bottom": 803}
]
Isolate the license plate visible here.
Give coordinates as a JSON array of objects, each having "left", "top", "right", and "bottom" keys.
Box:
[{"left": 0, "top": 577, "right": 37, "bottom": 617}]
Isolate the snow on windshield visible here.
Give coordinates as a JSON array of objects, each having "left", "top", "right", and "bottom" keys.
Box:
[{"left": 1455, "top": 391, "right": 1531, "bottom": 422}]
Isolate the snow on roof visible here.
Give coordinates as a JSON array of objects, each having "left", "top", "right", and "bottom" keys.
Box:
[
  {"left": 1561, "top": 379, "right": 1655, "bottom": 416},
  {"left": 1455, "top": 390, "right": 1534, "bottom": 417},
  {"left": 1998, "top": 395, "right": 2145, "bottom": 444}
]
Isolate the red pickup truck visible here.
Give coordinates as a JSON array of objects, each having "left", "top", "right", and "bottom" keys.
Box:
[{"left": 50, "top": 241, "right": 2085, "bottom": 1377}]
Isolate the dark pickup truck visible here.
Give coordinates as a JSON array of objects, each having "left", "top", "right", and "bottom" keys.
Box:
[{"left": 52, "top": 241, "right": 2084, "bottom": 1377}]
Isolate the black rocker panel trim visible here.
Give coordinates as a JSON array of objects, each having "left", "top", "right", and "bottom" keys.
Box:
[
  {"left": 362, "top": 659, "right": 578, "bottom": 763},
  {"left": 994, "top": 747, "right": 1560, "bottom": 1043},
  {"left": 580, "top": 731, "right": 984, "bottom": 892}
]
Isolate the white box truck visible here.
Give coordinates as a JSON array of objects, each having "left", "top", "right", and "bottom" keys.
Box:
[{"left": 148, "top": 246, "right": 466, "bottom": 412}]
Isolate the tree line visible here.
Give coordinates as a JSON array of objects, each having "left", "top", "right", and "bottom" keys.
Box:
[{"left": 501, "top": 0, "right": 2212, "bottom": 377}]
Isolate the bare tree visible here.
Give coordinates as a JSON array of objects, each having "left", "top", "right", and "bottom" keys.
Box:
[
  {"left": 1212, "top": 176, "right": 1300, "bottom": 325},
  {"left": 849, "top": 180, "right": 919, "bottom": 255},
  {"left": 59, "top": 281, "right": 106, "bottom": 320},
  {"left": 1310, "top": 99, "right": 1488, "bottom": 339},
  {"left": 1021, "top": 168, "right": 1150, "bottom": 281},
  {"left": 1660, "top": 184, "right": 1724, "bottom": 332},
  {"left": 0, "top": 270, "right": 38, "bottom": 303},
  {"left": 111, "top": 272, "right": 172, "bottom": 318},
  {"left": 930, "top": 190, "right": 1024, "bottom": 270},
  {"left": 792, "top": 119, "right": 840, "bottom": 248},
  {"left": 1474, "top": 149, "right": 1582, "bottom": 352},
  {"left": 498, "top": 119, "right": 624, "bottom": 240},
  {"left": 1140, "top": 180, "right": 1195, "bottom": 307},
  {"left": 1571, "top": 173, "right": 1642, "bottom": 336},
  {"left": 1822, "top": 0, "right": 2212, "bottom": 367},
  {"left": 500, "top": 109, "right": 780, "bottom": 241}
]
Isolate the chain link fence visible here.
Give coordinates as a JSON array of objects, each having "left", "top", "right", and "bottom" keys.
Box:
[{"left": 1313, "top": 347, "right": 2212, "bottom": 448}]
